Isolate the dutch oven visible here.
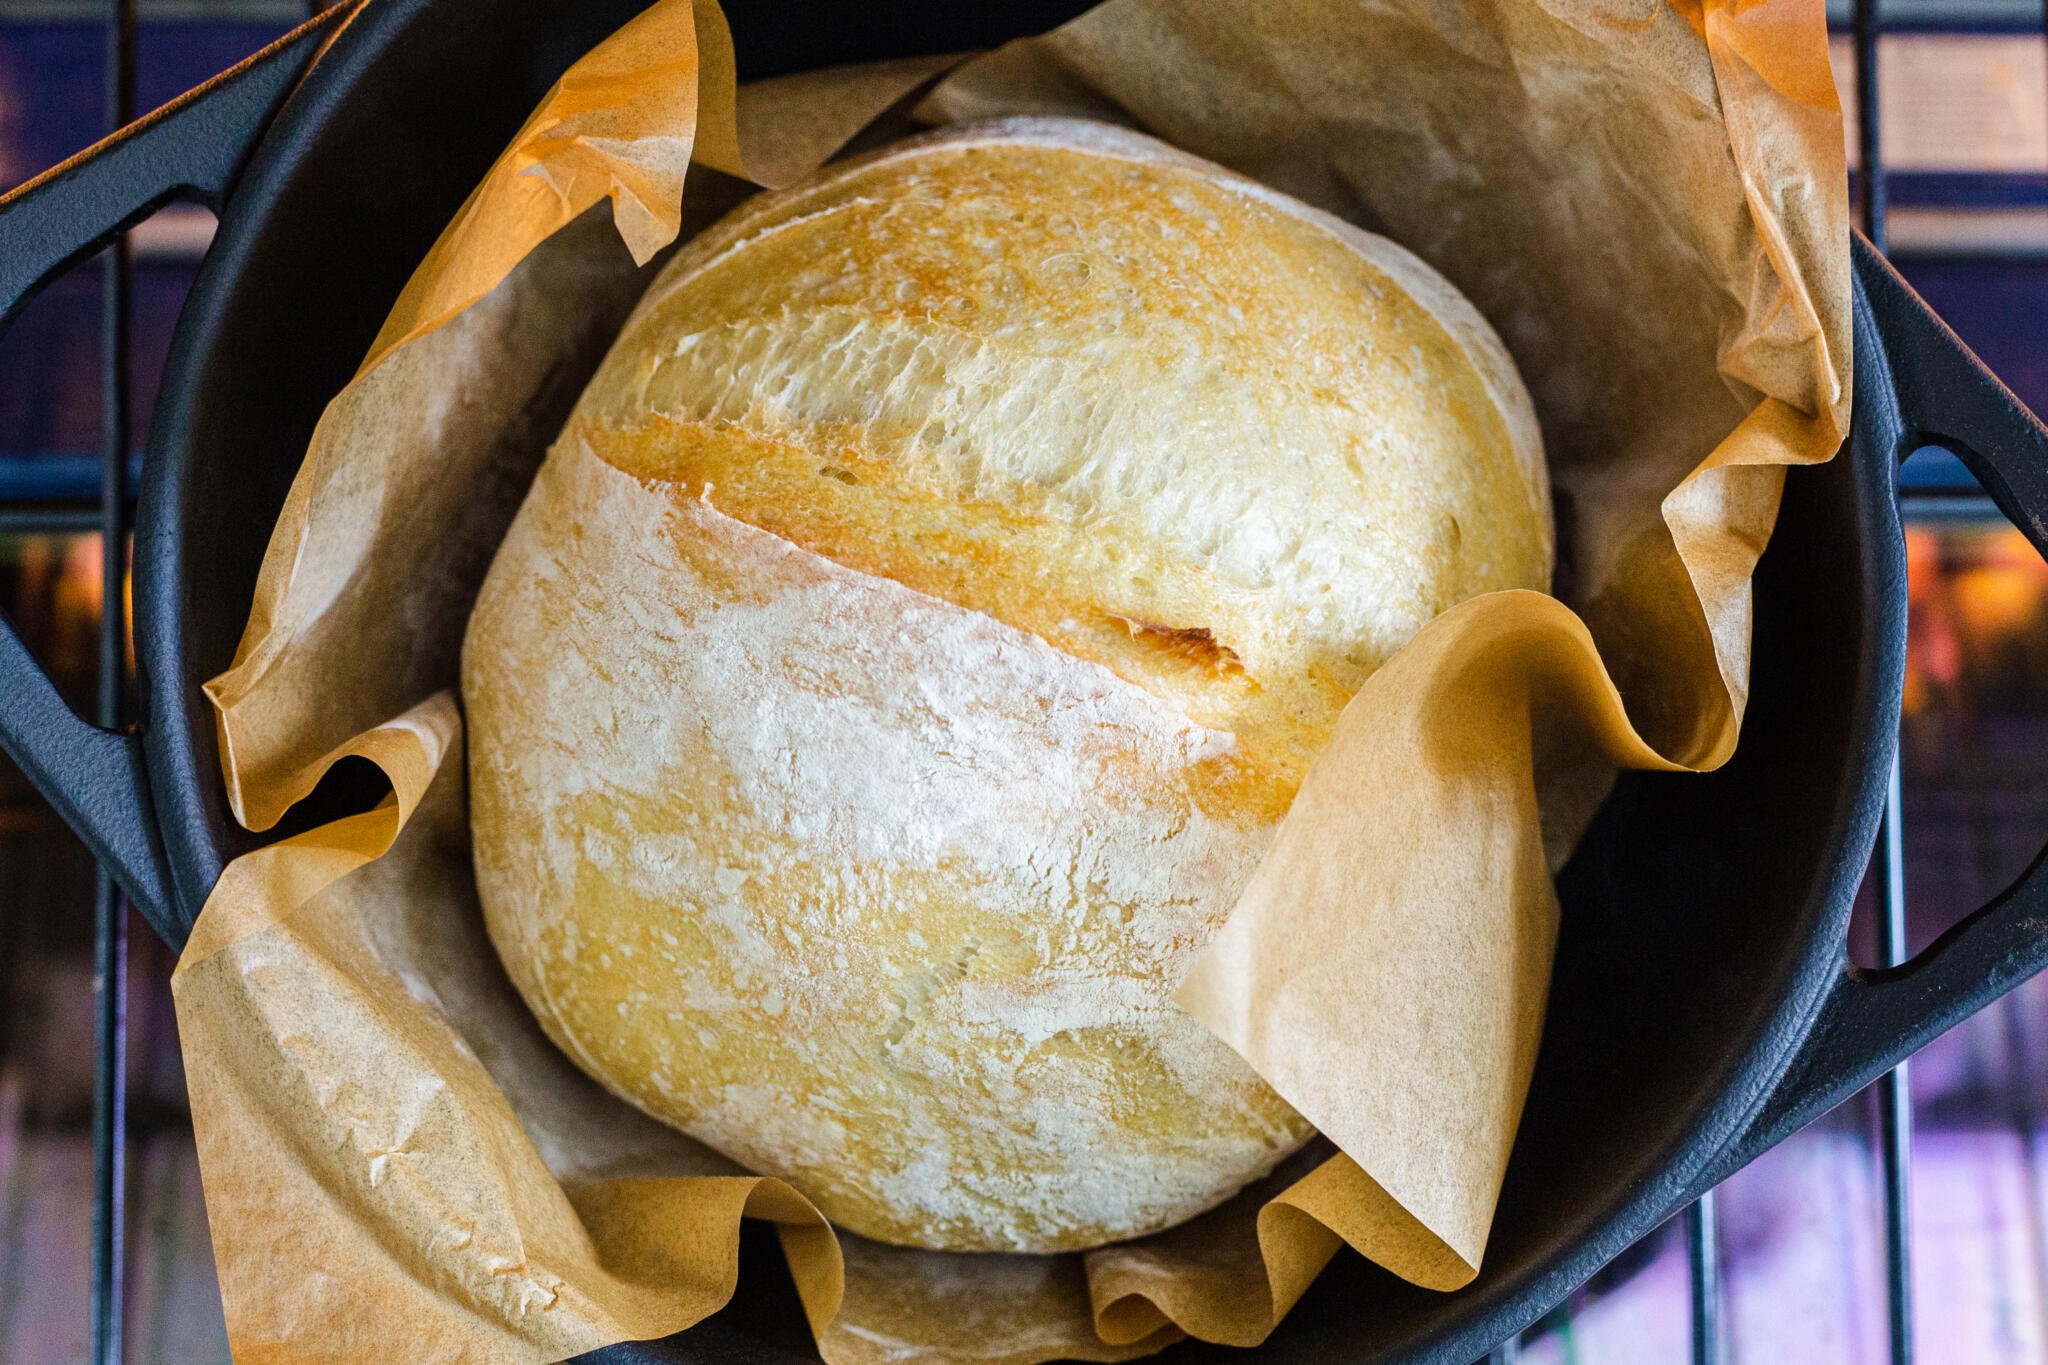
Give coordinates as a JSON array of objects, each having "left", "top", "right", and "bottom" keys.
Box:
[{"left": 4, "top": 1, "right": 2048, "bottom": 1359}]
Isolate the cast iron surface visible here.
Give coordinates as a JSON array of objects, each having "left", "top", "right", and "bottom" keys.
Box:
[{"left": 4, "top": 1, "right": 2048, "bottom": 1360}]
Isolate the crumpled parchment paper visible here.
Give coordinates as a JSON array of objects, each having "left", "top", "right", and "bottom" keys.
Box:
[{"left": 176, "top": 0, "right": 1848, "bottom": 1357}]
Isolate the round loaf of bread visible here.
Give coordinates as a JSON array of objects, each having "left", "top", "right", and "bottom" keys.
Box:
[{"left": 462, "top": 118, "right": 1550, "bottom": 1253}]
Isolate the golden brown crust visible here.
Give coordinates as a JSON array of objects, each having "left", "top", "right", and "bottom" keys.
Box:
[
  {"left": 463, "top": 118, "right": 1550, "bottom": 1252},
  {"left": 582, "top": 119, "right": 1548, "bottom": 787}
]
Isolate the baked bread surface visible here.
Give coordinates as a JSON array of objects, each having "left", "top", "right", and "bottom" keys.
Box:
[{"left": 463, "top": 118, "right": 1550, "bottom": 1252}]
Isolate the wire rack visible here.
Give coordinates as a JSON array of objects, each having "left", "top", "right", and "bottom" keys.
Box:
[
  {"left": 90, "top": 2, "right": 136, "bottom": 1360},
  {"left": 0, "top": 0, "right": 2013, "bottom": 1358}
]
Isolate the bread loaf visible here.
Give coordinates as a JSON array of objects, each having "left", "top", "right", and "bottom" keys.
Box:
[{"left": 462, "top": 117, "right": 1550, "bottom": 1253}]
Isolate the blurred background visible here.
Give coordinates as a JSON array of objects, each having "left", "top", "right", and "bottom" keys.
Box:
[{"left": 4, "top": 0, "right": 2048, "bottom": 1360}]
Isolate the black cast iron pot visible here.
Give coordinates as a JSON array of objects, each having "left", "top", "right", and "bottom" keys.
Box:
[{"left": 5, "top": 2, "right": 2048, "bottom": 1360}]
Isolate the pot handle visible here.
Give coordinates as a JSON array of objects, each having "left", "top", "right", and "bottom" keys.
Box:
[
  {"left": 0, "top": 624, "right": 172, "bottom": 928},
  {"left": 1712, "top": 234, "right": 2048, "bottom": 1181},
  {"left": 0, "top": 8, "right": 350, "bottom": 938},
  {"left": 0, "top": 6, "right": 349, "bottom": 321}
]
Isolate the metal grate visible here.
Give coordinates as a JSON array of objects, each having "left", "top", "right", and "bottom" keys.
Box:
[
  {"left": 91, "top": 2, "right": 136, "bottom": 1363},
  {"left": 0, "top": 0, "right": 148, "bottom": 1348},
  {"left": 0, "top": 0, "right": 2021, "bottom": 1359},
  {"left": 0, "top": 0, "right": 146, "bottom": 1343},
  {"left": 1854, "top": 5, "right": 1915, "bottom": 1360}
]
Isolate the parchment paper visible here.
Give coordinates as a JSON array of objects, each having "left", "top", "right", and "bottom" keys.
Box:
[{"left": 175, "top": 0, "right": 1848, "bottom": 1358}]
